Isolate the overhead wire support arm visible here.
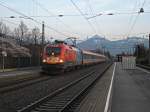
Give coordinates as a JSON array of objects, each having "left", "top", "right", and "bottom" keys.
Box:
[{"left": 87, "top": 11, "right": 150, "bottom": 20}]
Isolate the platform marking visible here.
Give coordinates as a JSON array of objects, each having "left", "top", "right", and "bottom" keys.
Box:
[
  {"left": 137, "top": 67, "right": 150, "bottom": 74},
  {"left": 104, "top": 62, "right": 116, "bottom": 112}
]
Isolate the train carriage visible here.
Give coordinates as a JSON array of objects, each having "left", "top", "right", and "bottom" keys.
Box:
[{"left": 82, "top": 50, "right": 106, "bottom": 65}]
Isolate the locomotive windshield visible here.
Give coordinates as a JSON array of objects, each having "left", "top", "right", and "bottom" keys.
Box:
[{"left": 46, "top": 47, "right": 61, "bottom": 56}]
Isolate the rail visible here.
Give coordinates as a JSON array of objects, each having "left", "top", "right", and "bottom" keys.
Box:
[{"left": 18, "top": 63, "right": 111, "bottom": 112}]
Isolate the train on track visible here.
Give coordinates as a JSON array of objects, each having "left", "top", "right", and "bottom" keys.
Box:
[{"left": 42, "top": 40, "right": 107, "bottom": 73}]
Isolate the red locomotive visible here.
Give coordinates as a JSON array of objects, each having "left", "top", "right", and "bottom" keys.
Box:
[
  {"left": 42, "top": 40, "right": 106, "bottom": 73},
  {"left": 42, "top": 41, "right": 78, "bottom": 73}
]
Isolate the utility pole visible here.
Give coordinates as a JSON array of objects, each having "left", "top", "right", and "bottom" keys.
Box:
[
  {"left": 149, "top": 34, "right": 150, "bottom": 64},
  {"left": 42, "top": 21, "right": 45, "bottom": 51},
  {"left": 149, "top": 34, "right": 150, "bottom": 50},
  {"left": 40, "top": 21, "right": 45, "bottom": 65}
]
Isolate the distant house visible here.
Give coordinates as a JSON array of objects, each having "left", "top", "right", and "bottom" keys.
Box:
[
  {"left": 0, "top": 35, "right": 31, "bottom": 68},
  {"left": 0, "top": 36, "right": 31, "bottom": 57}
]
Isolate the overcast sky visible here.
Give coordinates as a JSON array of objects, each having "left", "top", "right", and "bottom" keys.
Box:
[{"left": 0, "top": 0, "right": 150, "bottom": 40}]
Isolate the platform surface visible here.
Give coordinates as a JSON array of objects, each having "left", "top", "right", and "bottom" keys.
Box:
[
  {"left": 76, "top": 64, "right": 114, "bottom": 112},
  {"left": 112, "top": 62, "right": 150, "bottom": 112},
  {"left": 0, "top": 67, "right": 41, "bottom": 78}
]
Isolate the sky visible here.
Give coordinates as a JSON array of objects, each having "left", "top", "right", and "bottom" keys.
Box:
[{"left": 0, "top": 0, "right": 150, "bottom": 41}]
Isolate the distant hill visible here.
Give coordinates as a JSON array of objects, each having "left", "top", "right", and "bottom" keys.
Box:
[
  {"left": 77, "top": 35, "right": 149, "bottom": 56},
  {"left": 77, "top": 35, "right": 110, "bottom": 50}
]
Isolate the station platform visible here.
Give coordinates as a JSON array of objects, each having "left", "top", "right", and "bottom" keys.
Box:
[
  {"left": 76, "top": 62, "right": 150, "bottom": 112},
  {"left": 112, "top": 62, "right": 150, "bottom": 112},
  {"left": 0, "top": 66, "right": 41, "bottom": 77},
  {"left": 76, "top": 63, "right": 115, "bottom": 112}
]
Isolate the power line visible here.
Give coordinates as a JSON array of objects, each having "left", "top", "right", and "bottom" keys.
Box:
[
  {"left": 85, "top": 0, "right": 98, "bottom": 34},
  {"left": 0, "top": 18, "right": 43, "bottom": 32},
  {"left": 87, "top": 11, "right": 150, "bottom": 19},
  {"left": 70, "top": 0, "right": 97, "bottom": 34},
  {"left": 0, "top": 0, "right": 71, "bottom": 37},
  {"left": 85, "top": 0, "right": 106, "bottom": 37},
  {"left": 128, "top": 0, "right": 138, "bottom": 26},
  {"left": 126, "top": 0, "right": 147, "bottom": 38},
  {"left": 32, "top": 0, "right": 80, "bottom": 37},
  {"left": 107, "top": 32, "right": 149, "bottom": 37},
  {"left": 1, "top": 19, "right": 19, "bottom": 26}
]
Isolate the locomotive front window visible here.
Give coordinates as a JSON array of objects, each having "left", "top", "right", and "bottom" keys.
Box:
[{"left": 46, "top": 47, "right": 61, "bottom": 56}]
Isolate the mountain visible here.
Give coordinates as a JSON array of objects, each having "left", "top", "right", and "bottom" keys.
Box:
[
  {"left": 77, "top": 35, "right": 110, "bottom": 50},
  {"left": 77, "top": 35, "right": 149, "bottom": 56}
]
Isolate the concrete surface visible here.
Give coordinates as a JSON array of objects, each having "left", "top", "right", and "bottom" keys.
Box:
[
  {"left": 112, "top": 62, "right": 150, "bottom": 112},
  {"left": 76, "top": 64, "right": 114, "bottom": 112}
]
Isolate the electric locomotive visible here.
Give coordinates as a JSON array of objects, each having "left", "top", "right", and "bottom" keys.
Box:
[{"left": 42, "top": 40, "right": 81, "bottom": 73}]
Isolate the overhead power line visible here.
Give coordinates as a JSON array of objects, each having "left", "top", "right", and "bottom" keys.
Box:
[
  {"left": 1, "top": 19, "right": 19, "bottom": 26},
  {"left": 85, "top": 0, "right": 98, "bottom": 34},
  {"left": 127, "top": 0, "right": 138, "bottom": 36},
  {"left": 107, "top": 32, "right": 149, "bottom": 37},
  {"left": 70, "top": 0, "right": 97, "bottom": 34},
  {"left": 87, "top": 11, "right": 150, "bottom": 19},
  {"left": 85, "top": 0, "right": 105, "bottom": 36},
  {"left": 126, "top": 0, "right": 147, "bottom": 38},
  {"left": 0, "top": 1, "right": 71, "bottom": 37},
  {"left": 32, "top": 0, "right": 80, "bottom": 37}
]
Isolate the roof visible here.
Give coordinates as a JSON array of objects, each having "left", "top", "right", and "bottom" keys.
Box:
[
  {"left": 0, "top": 37, "right": 31, "bottom": 57},
  {"left": 82, "top": 50, "right": 105, "bottom": 58}
]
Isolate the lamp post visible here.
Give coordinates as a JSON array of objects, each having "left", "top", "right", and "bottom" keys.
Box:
[
  {"left": 2, "top": 51, "right": 7, "bottom": 72},
  {"left": 149, "top": 34, "right": 150, "bottom": 65},
  {"left": 0, "top": 33, "right": 7, "bottom": 72}
]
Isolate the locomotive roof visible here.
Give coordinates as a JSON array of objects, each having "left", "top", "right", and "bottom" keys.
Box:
[{"left": 45, "top": 43, "right": 77, "bottom": 50}]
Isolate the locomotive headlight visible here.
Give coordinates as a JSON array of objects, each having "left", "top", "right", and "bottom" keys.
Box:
[
  {"left": 59, "top": 59, "right": 64, "bottom": 63},
  {"left": 43, "top": 59, "right": 46, "bottom": 63}
]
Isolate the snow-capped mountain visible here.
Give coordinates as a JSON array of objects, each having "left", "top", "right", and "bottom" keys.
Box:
[{"left": 77, "top": 35, "right": 149, "bottom": 56}]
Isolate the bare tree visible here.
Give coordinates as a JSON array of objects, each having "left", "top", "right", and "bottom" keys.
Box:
[
  {"left": 18, "top": 21, "right": 28, "bottom": 45},
  {"left": 32, "top": 27, "right": 40, "bottom": 45},
  {"left": 25, "top": 31, "right": 32, "bottom": 44},
  {"left": 0, "top": 21, "right": 4, "bottom": 34},
  {"left": 0, "top": 21, "right": 11, "bottom": 37},
  {"left": 14, "top": 27, "right": 21, "bottom": 44}
]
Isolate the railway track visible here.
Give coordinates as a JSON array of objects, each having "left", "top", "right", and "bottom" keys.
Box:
[
  {"left": 0, "top": 74, "right": 50, "bottom": 93},
  {"left": 18, "top": 63, "right": 111, "bottom": 112},
  {"left": 0, "top": 64, "right": 102, "bottom": 93}
]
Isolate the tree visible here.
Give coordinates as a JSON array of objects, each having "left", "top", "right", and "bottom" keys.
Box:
[
  {"left": 0, "top": 21, "right": 4, "bottom": 34},
  {"left": 32, "top": 27, "right": 40, "bottom": 45},
  {"left": 13, "top": 21, "right": 28, "bottom": 45},
  {"left": 0, "top": 21, "right": 11, "bottom": 37},
  {"left": 19, "top": 21, "right": 28, "bottom": 45},
  {"left": 14, "top": 28, "right": 21, "bottom": 42}
]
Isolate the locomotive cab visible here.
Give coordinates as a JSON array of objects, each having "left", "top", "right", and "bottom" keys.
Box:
[
  {"left": 42, "top": 41, "right": 77, "bottom": 73},
  {"left": 42, "top": 44, "right": 65, "bottom": 73}
]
